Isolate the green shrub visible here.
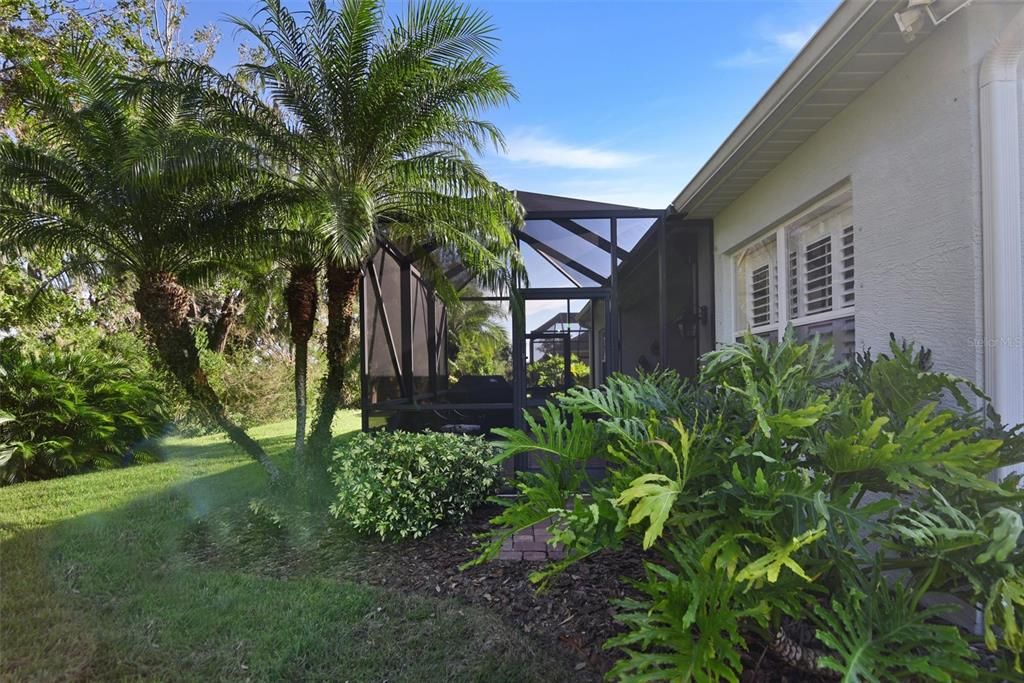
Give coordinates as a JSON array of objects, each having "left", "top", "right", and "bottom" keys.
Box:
[
  {"left": 0, "top": 335, "right": 170, "bottom": 483},
  {"left": 528, "top": 352, "right": 589, "bottom": 387},
  {"left": 330, "top": 431, "right": 499, "bottom": 540},
  {"left": 476, "top": 331, "right": 1024, "bottom": 681},
  {"left": 0, "top": 409, "right": 14, "bottom": 470},
  {"left": 201, "top": 345, "right": 297, "bottom": 428},
  {"left": 172, "top": 338, "right": 302, "bottom": 433}
]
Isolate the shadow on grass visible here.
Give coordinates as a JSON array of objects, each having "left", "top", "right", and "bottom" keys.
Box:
[
  {"left": 0, "top": 423, "right": 579, "bottom": 683},
  {"left": 160, "top": 432, "right": 295, "bottom": 463}
]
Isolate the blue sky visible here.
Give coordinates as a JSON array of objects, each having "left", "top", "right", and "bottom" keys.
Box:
[{"left": 185, "top": 0, "right": 838, "bottom": 209}]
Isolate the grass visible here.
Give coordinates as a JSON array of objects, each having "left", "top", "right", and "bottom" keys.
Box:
[{"left": 0, "top": 413, "right": 577, "bottom": 682}]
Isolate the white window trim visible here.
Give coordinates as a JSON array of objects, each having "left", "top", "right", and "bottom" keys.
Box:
[{"left": 732, "top": 188, "right": 854, "bottom": 339}]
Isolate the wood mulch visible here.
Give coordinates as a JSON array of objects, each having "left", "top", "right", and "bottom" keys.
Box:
[
  {"left": 181, "top": 499, "right": 857, "bottom": 680},
  {"left": 319, "top": 505, "right": 832, "bottom": 682},
  {"left": 327, "top": 505, "right": 640, "bottom": 679},
  {"left": 186, "top": 502, "right": 1004, "bottom": 680}
]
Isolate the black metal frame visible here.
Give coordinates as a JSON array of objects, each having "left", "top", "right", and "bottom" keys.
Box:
[
  {"left": 511, "top": 286, "right": 612, "bottom": 423},
  {"left": 359, "top": 193, "right": 702, "bottom": 453}
]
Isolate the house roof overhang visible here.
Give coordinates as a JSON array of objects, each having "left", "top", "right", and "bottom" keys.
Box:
[{"left": 672, "top": 0, "right": 934, "bottom": 219}]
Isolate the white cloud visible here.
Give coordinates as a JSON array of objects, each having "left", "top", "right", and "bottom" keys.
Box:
[
  {"left": 718, "top": 48, "right": 776, "bottom": 68},
  {"left": 770, "top": 25, "right": 818, "bottom": 52},
  {"left": 541, "top": 178, "right": 673, "bottom": 211},
  {"left": 502, "top": 131, "right": 643, "bottom": 170},
  {"left": 718, "top": 21, "right": 819, "bottom": 68},
  {"left": 483, "top": 154, "right": 701, "bottom": 211}
]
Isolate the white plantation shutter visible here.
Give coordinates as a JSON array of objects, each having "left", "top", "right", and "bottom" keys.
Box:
[
  {"left": 838, "top": 315, "right": 855, "bottom": 355},
  {"left": 804, "top": 235, "right": 833, "bottom": 313},
  {"left": 751, "top": 263, "right": 773, "bottom": 327},
  {"left": 731, "top": 193, "right": 854, "bottom": 355},
  {"left": 840, "top": 225, "right": 855, "bottom": 308},
  {"left": 794, "top": 316, "right": 856, "bottom": 356},
  {"left": 786, "top": 203, "right": 852, "bottom": 320},
  {"left": 734, "top": 234, "right": 777, "bottom": 332},
  {"left": 789, "top": 249, "right": 799, "bottom": 319}
]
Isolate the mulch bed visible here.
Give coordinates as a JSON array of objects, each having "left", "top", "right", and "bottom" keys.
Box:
[
  {"left": 328, "top": 505, "right": 641, "bottom": 679},
  {"left": 317, "top": 505, "right": 831, "bottom": 682},
  {"left": 183, "top": 502, "right": 844, "bottom": 680},
  {"left": 185, "top": 503, "right": 1006, "bottom": 680}
]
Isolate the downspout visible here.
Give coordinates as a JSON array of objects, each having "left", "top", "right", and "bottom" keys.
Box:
[{"left": 981, "top": 6, "right": 1024, "bottom": 479}]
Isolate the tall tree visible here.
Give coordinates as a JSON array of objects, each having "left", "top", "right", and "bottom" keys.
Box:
[
  {"left": 274, "top": 211, "right": 328, "bottom": 462},
  {"left": 179, "top": 0, "right": 524, "bottom": 459},
  {"left": 286, "top": 262, "right": 319, "bottom": 460},
  {"left": 0, "top": 42, "right": 289, "bottom": 481},
  {"left": 1, "top": 0, "right": 219, "bottom": 135},
  {"left": 448, "top": 286, "right": 510, "bottom": 378}
]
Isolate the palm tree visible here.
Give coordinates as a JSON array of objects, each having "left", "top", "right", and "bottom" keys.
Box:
[
  {"left": 0, "top": 42, "right": 289, "bottom": 481},
  {"left": 176, "top": 0, "right": 523, "bottom": 459},
  {"left": 448, "top": 286, "right": 510, "bottom": 378},
  {"left": 190, "top": 239, "right": 321, "bottom": 465},
  {"left": 274, "top": 210, "right": 329, "bottom": 462}
]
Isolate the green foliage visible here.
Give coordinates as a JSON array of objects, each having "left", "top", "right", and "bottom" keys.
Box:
[
  {"left": 2, "top": 0, "right": 223, "bottom": 140},
  {"left": 617, "top": 471, "right": 680, "bottom": 550},
  {"left": 0, "top": 257, "right": 138, "bottom": 340},
  {"left": 451, "top": 339, "right": 511, "bottom": 378},
  {"left": 177, "top": 0, "right": 526, "bottom": 290},
  {"left": 814, "top": 578, "right": 977, "bottom": 682},
  {"left": 330, "top": 431, "right": 498, "bottom": 540},
  {"left": 178, "top": 0, "right": 526, "bottom": 453},
  {"left": 0, "top": 409, "right": 15, "bottom": 468},
  {"left": 0, "top": 39, "right": 289, "bottom": 278},
  {"left": 527, "top": 352, "right": 590, "bottom": 387},
  {"left": 477, "top": 330, "right": 1024, "bottom": 681},
  {"left": 0, "top": 39, "right": 297, "bottom": 478},
  {"left": 845, "top": 333, "right": 982, "bottom": 426},
  {"left": 448, "top": 289, "right": 510, "bottom": 378},
  {"left": 0, "top": 335, "right": 170, "bottom": 483},
  {"left": 985, "top": 574, "right": 1024, "bottom": 672},
  {"left": 0, "top": 416, "right": 580, "bottom": 682},
  {"left": 194, "top": 338, "right": 298, "bottom": 430},
  {"left": 607, "top": 535, "right": 775, "bottom": 683}
]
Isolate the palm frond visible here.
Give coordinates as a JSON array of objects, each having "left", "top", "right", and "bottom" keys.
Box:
[
  {"left": 214, "top": 0, "right": 517, "bottom": 274},
  {"left": 0, "top": 38, "right": 287, "bottom": 283}
]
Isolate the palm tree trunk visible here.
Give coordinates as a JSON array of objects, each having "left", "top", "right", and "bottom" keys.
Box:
[
  {"left": 208, "top": 290, "right": 240, "bottom": 354},
  {"left": 307, "top": 260, "right": 359, "bottom": 459},
  {"left": 294, "top": 338, "right": 309, "bottom": 457},
  {"left": 285, "top": 264, "right": 318, "bottom": 462},
  {"left": 134, "top": 272, "right": 281, "bottom": 482}
]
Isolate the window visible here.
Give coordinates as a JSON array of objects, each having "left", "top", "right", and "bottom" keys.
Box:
[
  {"left": 733, "top": 192, "right": 855, "bottom": 356},
  {"left": 803, "top": 236, "right": 833, "bottom": 313},
  {"left": 734, "top": 233, "right": 777, "bottom": 335},
  {"left": 788, "top": 249, "right": 798, "bottom": 319},
  {"left": 750, "top": 264, "right": 773, "bottom": 327},
  {"left": 840, "top": 224, "right": 855, "bottom": 308},
  {"left": 786, "top": 202, "right": 851, "bottom": 320}
]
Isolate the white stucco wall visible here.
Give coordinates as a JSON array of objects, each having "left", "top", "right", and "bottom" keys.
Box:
[
  {"left": 1020, "top": 43, "right": 1024, "bottom": 322},
  {"left": 712, "top": 2, "right": 1021, "bottom": 385}
]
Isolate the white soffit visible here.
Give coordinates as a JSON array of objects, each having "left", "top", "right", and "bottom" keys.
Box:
[{"left": 673, "top": 0, "right": 932, "bottom": 219}]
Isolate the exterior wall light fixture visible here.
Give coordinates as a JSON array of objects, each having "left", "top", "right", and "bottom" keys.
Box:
[{"left": 895, "top": 0, "right": 974, "bottom": 41}]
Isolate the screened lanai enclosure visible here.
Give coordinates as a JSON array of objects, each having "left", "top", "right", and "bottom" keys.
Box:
[{"left": 360, "top": 191, "right": 714, "bottom": 473}]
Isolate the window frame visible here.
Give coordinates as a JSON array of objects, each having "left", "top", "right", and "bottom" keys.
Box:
[
  {"left": 731, "top": 190, "right": 854, "bottom": 340},
  {"left": 733, "top": 233, "right": 779, "bottom": 337}
]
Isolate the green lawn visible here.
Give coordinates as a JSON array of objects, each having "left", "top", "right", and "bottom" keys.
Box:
[{"left": 0, "top": 413, "right": 576, "bottom": 682}]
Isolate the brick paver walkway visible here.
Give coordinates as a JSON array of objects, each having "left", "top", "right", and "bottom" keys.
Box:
[{"left": 497, "top": 520, "right": 565, "bottom": 561}]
